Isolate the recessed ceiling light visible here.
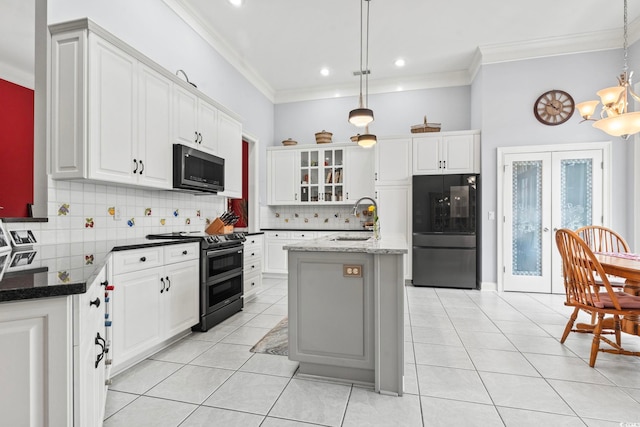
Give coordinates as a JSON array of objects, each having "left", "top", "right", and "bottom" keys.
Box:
[
  {"left": 394, "top": 58, "right": 405, "bottom": 67},
  {"left": 228, "top": 0, "right": 243, "bottom": 7},
  {"left": 320, "top": 68, "right": 330, "bottom": 77}
]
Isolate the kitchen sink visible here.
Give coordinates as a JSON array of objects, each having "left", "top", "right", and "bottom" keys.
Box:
[{"left": 331, "top": 236, "right": 371, "bottom": 241}]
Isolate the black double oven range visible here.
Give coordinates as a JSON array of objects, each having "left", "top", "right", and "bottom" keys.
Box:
[{"left": 147, "top": 231, "right": 245, "bottom": 332}]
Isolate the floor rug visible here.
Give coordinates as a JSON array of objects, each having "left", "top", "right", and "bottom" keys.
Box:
[{"left": 250, "top": 317, "right": 288, "bottom": 356}]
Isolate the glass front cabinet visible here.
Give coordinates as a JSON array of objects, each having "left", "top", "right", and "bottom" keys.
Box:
[{"left": 299, "top": 148, "right": 344, "bottom": 203}]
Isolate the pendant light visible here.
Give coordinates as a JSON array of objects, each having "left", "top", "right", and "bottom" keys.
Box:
[
  {"left": 349, "top": 0, "right": 377, "bottom": 149},
  {"left": 576, "top": 0, "right": 640, "bottom": 139}
]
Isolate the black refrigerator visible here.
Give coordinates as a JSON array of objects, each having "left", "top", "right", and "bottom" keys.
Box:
[{"left": 412, "top": 174, "right": 479, "bottom": 289}]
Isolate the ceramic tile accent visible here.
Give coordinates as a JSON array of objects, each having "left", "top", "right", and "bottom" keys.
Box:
[
  {"left": 7, "top": 178, "right": 226, "bottom": 245},
  {"left": 260, "top": 205, "right": 369, "bottom": 230}
]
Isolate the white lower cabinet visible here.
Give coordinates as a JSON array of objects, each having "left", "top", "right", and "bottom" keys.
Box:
[
  {"left": 264, "top": 231, "right": 321, "bottom": 274},
  {"left": 74, "top": 266, "right": 109, "bottom": 427},
  {"left": 0, "top": 296, "right": 73, "bottom": 427},
  {"left": 243, "top": 234, "right": 264, "bottom": 300},
  {"left": 111, "top": 243, "right": 199, "bottom": 373}
]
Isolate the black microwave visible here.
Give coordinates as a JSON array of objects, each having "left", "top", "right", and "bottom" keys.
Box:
[{"left": 173, "top": 144, "right": 224, "bottom": 193}]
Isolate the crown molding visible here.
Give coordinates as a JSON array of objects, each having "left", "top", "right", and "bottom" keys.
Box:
[{"left": 162, "top": 0, "right": 276, "bottom": 103}]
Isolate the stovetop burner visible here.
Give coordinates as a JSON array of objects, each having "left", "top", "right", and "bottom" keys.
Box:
[{"left": 146, "top": 231, "right": 246, "bottom": 249}]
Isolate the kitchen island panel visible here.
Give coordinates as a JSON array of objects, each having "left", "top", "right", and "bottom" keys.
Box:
[{"left": 289, "top": 252, "right": 374, "bottom": 374}]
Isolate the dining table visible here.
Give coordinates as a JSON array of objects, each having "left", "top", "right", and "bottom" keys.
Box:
[{"left": 594, "top": 252, "right": 640, "bottom": 336}]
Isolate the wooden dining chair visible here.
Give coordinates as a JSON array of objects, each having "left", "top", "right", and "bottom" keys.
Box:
[
  {"left": 555, "top": 228, "right": 640, "bottom": 367},
  {"left": 575, "top": 225, "right": 631, "bottom": 323}
]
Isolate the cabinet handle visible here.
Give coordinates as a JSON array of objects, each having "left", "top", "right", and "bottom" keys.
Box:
[
  {"left": 160, "top": 277, "right": 165, "bottom": 293},
  {"left": 139, "top": 160, "right": 144, "bottom": 175},
  {"left": 295, "top": 193, "right": 298, "bottom": 200},
  {"left": 140, "top": 256, "right": 147, "bottom": 262},
  {"left": 375, "top": 172, "right": 378, "bottom": 181},
  {"left": 166, "top": 276, "right": 171, "bottom": 292},
  {"left": 443, "top": 160, "right": 446, "bottom": 169},
  {"left": 133, "top": 159, "right": 138, "bottom": 173},
  {"left": 198, "top": 132, "right": 203, "bottom": 144},
  {"left": 95, "top": 332, "right": 106, "bottom": 369},
  {"left": 90, "top": 297, "right": 101, "bottom": 308},
  {"left": 346, "top": 192, "right": 349, "bottom": 200},
  {"left": 194, "top": 131, "right": 198, "bottom": 143},
  {"left": 375, "top": 191, "right": 378, "bottom": 199},
  {"left": 182, "top": 250, "right": 188, "bottom": 255}
]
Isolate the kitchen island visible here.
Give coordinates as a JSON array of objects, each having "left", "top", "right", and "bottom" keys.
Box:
[{"left": 284, "top": 232, "right": 407, "bottom": 395}]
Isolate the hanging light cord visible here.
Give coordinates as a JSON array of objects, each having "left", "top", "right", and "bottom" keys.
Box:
[
  {"left": 357, "top": 0, "right": 364, "bottom": 108},
  {"left": 365, "top": 0, "right": 371, "bottom": 109},
  {"left": 624, "top": 0, "right": 629, "bottom": 74}
]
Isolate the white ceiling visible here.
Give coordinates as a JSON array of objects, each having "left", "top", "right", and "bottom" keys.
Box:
[
  {"left": 3, "top": 0, "right": 640, "bottom": 101},
  {"left": 168, "top": 0, "right": 640, "bottom": 103}
]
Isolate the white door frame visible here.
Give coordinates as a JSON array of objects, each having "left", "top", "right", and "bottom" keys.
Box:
[
  {"left": 242, "top": 131, "right": 260, "bottom": 232},
  {"left": 496, "top": 141, "right": 612, "bottom": 293}
]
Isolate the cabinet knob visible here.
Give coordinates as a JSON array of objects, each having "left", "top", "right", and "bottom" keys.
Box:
[
  {"left": 100, "top": 280, "right": 109, "bottom": 287},
  {"left": 90, "top": 297, "right": 101, "bottom": 308},
  {"left": 182, "top": 250, "right": 188, "bottom": 255},
  {"left": 251, "top": 240, "right": 255, "bottom": 244},
  {"left": 140, "top": 256, "right": 147, "bottom": 262},
  {"left": 251, "top": 252, "right": 255, "bottom": 256}
]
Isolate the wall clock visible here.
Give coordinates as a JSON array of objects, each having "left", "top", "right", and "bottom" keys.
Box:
[{"left": 533, "top": 90, "right": 575, "bottom": 126}]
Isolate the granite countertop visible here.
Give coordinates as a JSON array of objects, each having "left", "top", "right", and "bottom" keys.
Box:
[
  {"left": 283, "top": 232, "right": 408, "bottom": 254},
  {"left": 0, "top": 237, "right": 200, "bottom": 303}
]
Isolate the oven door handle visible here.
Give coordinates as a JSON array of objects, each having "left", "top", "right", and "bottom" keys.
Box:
[{"left": 206, "top": 246, "right": 243, "bottom": 257}]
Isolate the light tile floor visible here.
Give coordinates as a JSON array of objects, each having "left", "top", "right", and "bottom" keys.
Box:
[{"left": 105, "top": 278, "right": 640, "bottom": 427}]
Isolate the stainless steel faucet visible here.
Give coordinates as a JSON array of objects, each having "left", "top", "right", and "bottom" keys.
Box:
[{"left": 352, "top": 196, "right": 377, "bottom": 217}]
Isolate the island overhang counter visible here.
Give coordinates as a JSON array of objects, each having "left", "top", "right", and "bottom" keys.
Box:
[{"left": 283, "top": 232, "right": 407, "bottom": 396}]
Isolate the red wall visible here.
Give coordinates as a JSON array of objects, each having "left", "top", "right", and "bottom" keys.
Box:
[{"left": 0, "top": 79, "right": 34, "bottom": 218}]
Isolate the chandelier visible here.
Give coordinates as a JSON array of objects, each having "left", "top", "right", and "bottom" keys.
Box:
[
  {"left": 576, "top": 0, "right": 640, "bottom": 139},
  {"left": 348, "top": 0, "right": 377, "bottom": 148}
]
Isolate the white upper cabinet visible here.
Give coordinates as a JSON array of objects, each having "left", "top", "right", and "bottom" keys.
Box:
[
  {"left": 174, "top": 86, "right": 219, "bottom": 155},
  {"left": 50, "top": 20, "right": 242, "bottom": 192},
  {"left": 51, "top": 30, "right": 172, "bottom": 189},
  {"left": 216, "top": 110, "right": 243, "bottom": 199},
  {"left": 137, "top": 64, "right": 173, "bottom": 188},
  {"left": 267, "top": 143, "right": 374, "bottom": 205},
  {"left": 87, "top": 35, "right": 138, "bottom": 184},
  {"left": 375, "top": 137, "right": 412, "bottom": 185},
  {"left": 268, "top": 149, "right": 298, "bottom": 205},
  {"left": 412, "top": 131, "right": 480, "bottom": 175},
  {"left": 345, "top": 146, "right": 374, "bottom": 201}
]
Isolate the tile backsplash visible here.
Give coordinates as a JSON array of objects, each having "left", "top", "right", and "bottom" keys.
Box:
[
  {"left": 260, "top": 204, "right": 375, "bottom": 230},
  {"left": 4, "top": 178, "right": 226, "bottom": 245}
]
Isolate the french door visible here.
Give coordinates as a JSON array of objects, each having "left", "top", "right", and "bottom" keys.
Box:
[{"left": 502, "top": 148, "right": 604, "bottom": 293}]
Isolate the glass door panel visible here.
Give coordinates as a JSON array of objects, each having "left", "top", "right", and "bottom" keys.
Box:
[
  {"left": 503, "top": 149, "right": 603, "bottom": 294},
  {"left": 503, "top": 153, "right": 552, "bottom": 293},
  {"left": 512, "top": 161, "right": 544, "bottom": 277}
]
